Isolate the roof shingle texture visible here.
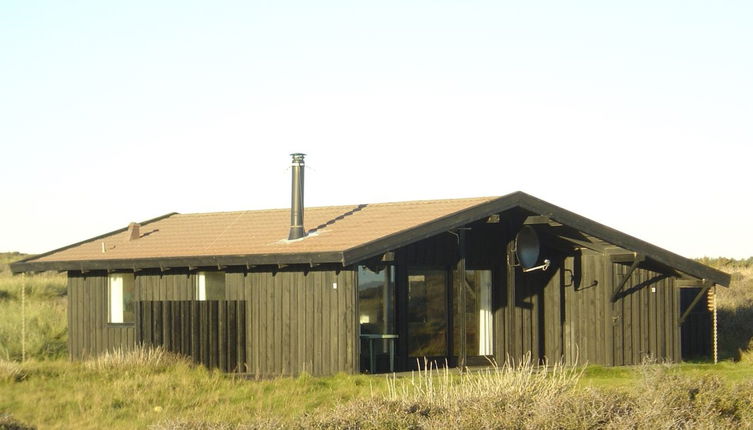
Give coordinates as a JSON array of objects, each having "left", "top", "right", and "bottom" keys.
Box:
[{"left": 33, "top": 197, "right": 498, "bottom": 263}]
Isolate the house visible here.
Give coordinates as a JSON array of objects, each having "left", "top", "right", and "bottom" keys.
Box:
[{"left": 11, "top": 154, "right": 730, "bottom": 376}]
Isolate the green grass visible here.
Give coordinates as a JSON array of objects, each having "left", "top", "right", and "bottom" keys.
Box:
[
  {"left": 3, "top": 355, "right": 753, "bottom": 429},
  {"left": 0, "top": 352, "right": 387, "bottom": 429},
  {"left": 0, "top": 267, "right": 67, "bottom": 361},
  {"left": 2, "top": 254, "right": 753, "bottom": 428}
]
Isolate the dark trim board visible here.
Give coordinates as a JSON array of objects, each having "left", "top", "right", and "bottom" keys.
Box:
[
  {"left": 514, "top": 193, "right": 729, "bottom": 286},
  {"left": 11, "top": 252, "right": 345, "bottom": 274}
]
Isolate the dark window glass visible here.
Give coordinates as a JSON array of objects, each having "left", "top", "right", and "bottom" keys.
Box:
[
  {"left": 407, "top": 269, "right": 447, "bottom": 357},
  {"left": 357, "top": 266, "right": 395, "bottom": 334},
  {"left": 197, "top": 272, "right": 225, "bottom": 300}
]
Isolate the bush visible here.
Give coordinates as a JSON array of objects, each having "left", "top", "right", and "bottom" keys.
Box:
[
  {"left": 293, "top": 361, "right": 753, "bottom": 429},
  {"left": 0, "top": 413, "right": 35, "bottom": 430}
]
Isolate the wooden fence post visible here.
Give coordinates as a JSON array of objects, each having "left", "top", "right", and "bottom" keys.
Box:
[{"left": 21, "top": 273, "right": 26, "bottom": 362}]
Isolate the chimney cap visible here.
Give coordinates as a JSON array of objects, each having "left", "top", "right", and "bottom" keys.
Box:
[{"left": 290, "top": 153, "right": 306, "bottom": 164}]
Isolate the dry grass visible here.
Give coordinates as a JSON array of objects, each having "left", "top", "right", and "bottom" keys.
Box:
[
  {"left": 83, "top": 345, "right": 192, "bottom": 372},
  {"left": 0, "top": 360, "right": 27, "bottom": 383},
  {"left": 297, "top": 360, "right": 753, "bottom": 429}
]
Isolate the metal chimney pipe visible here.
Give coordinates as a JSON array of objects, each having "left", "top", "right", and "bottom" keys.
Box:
[{"left": 288, "top": 153, "right": 306, "bottom": 240}]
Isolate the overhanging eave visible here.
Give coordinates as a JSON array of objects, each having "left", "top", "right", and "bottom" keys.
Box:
[{"left": 10, "top": 251, "right": 345, "bottom": 274}]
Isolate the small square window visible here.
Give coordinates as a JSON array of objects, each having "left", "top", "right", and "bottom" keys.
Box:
[
  {"left": 196, "top": 271, "right": 225, "bottom": 300},
  {"left": 109, "top": 273, "right": 135, "bottom": 324}
]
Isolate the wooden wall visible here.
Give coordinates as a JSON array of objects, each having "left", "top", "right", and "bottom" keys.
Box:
[
  {"left": 226, "top": 268, "right": 359, "bottom": 377},
  {"left": 136, "top": 300, "right": 247, "bottom": 372},
  {"left": 609, "top": 262, "right": 680, "bottom": 365},
  {"left": 68, "top": 272, "right": 136, "bottom": 359},
  {"left": 67, "top": 268, "right": 358, "bottom": 377},
  {"left": 387, "top": 220, "right": 683, "bottom": 368},
  {"left": 502, "top": 250, "right": 681, "bottom": 366}
]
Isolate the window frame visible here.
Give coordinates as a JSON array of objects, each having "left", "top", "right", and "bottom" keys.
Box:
[
  {"left": 195, "top": 271, "right": 226, "bottom": 301},
  {"left": 107, "top": 272, "right": 135, "bottom": 326}
]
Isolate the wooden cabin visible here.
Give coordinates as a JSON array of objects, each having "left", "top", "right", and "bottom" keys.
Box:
[{"left": 11, "top": 155, "right": 729, "bottom": 376}]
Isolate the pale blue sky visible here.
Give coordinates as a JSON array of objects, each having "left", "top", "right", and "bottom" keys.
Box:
[{"left": 1, "top": 1, "right": 751, "bottom": 258}]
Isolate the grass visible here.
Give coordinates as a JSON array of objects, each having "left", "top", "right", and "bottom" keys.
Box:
[
  {"left": 697, "top": 257, "right": 753, "bottom": 361},
  {"left": 0, "top": 350, "right": 753, "bottom": 429},
  {"left": 5, "top": 355, "right": 753, "bottom": 429},
  {"left": 0, "top": 253, "right": 67, "bottom": 361},
  {"left": 0, "top": 349, "right": 385, "bottom": 429},
  {"left": 2, "top": 254, "right": 753, "bottom": 428}
]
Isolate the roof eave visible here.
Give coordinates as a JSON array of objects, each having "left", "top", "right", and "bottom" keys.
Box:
[
  {"left": 10, "top": 212, "right": 179, "bottom": 270},
  {"left": 10, "top": 251, "right": 345, "bottom": 274},
  {"left": 340, "top": 191, "right": 730, "bottom": 287},
  {"left": 341, "top": 192, "right": 524, "bottom": 266},
  {"left": 514, "top": 193, "right": 731, "bottom": 287}
]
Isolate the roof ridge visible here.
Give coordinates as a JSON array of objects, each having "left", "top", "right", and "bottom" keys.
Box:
[{"left": 175, "top": 196, "right": 502, "bottom": 217}]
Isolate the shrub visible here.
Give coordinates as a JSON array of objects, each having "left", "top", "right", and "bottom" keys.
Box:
[{"left": 0, "top": 413, "right": 35, "bottom": 430}]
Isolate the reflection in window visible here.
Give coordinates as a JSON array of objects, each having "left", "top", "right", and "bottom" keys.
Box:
[
  {"left": 358, "top": 265, "right": 395, "bottom": 334},
  {"left": 453, "top": 269, "right": 493, "bottom": 356},
  {"left": 196, "top": 272, "right": 225, "bottom": 300},
  {"left": 109, "top": 273, "right": 135, "bottom": 324},
  {"left": 407, "top": 269, "right": 447, "bottom": 358}
]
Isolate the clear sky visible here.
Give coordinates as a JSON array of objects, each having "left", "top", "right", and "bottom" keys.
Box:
[{"left": 1, "top": 1, "right": 751, "bottom": 259}]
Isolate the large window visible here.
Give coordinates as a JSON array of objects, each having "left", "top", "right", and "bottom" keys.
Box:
[
  {"left": 407, "top": 269, "right": 448, "bottom": 358},
  {"left": 196, "top": 272, "right": 225, "bottom": 300},
  {"left": 108, "top": 273, "right": 135, "bottom": 324},
  {"left": 358, "top": 265, "right": 395, "bottom": 334}
]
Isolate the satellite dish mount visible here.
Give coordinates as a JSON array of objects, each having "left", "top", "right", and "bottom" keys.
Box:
[{"left": 514, "top": 225, "right": 551, "bottom": 272}]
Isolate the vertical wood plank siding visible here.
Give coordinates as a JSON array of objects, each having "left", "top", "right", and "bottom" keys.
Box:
[
  {"left": 388, "top": 218, "right": 684, "bottom": 368},
  {"left": 67, "top": 272, "right": 136, "bottom": 358},
  {"left": 609, "top": 261, "right": 679, "bottom": 364},
  {"left": 235, "top": 268, "right": 358, "bottom": 377},
  {"left": 135, "top": 300, "right": 247, "bottom": 372},
  {"left": 68, "top": 268, "right": 356, "bottom": 377}
]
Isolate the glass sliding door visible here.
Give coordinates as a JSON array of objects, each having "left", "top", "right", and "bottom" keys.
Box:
[
  {"left": 453, "top": 269, "right": 493, "bottom": 358},
  {"left": 407, "top": 269, "right": 448, "bottom": 358},
  {"left": 358, "top": 265, "right": 396, "bottom": 373},
  {"left": 358, "top": 265, "right": 395, "bottom": 334}
]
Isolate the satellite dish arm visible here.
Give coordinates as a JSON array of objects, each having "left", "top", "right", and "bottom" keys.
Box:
[{"left": 522, "top": 259, "right": 550, "bottom": 272}]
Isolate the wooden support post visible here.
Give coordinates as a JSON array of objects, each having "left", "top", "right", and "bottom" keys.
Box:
[
  {"left": 506, "top": 232, "right": 516, "bottom": 364},
  {"left": 21, "top": 273, "right": 26, "bottom": 363},
  {"left": 678, "top": 281, "right": 712, "bottom": 325},
  {"left": 712, "top": 286, "right": 718, "bottom": 364},
  {"left": 457, "top": 229, "right": 467, "bottom": 371},
  {"left": 611, "top": 254, "right": 645, "bottom": 303}
]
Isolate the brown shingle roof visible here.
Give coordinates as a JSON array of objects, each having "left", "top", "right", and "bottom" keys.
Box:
[
  {"left": 31, "top": 196, "right": 498, "bottom": 263},
  {"left": 11, "top": 192, "right": 730, "bottom": 287}
]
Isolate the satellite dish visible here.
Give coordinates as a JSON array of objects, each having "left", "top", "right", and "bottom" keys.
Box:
[
  {"left": 515, "top": 226, "right": 540, "bottom": 269},
  {"left": 515, "top": 226, "right": 551, "bottom": 272}
]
